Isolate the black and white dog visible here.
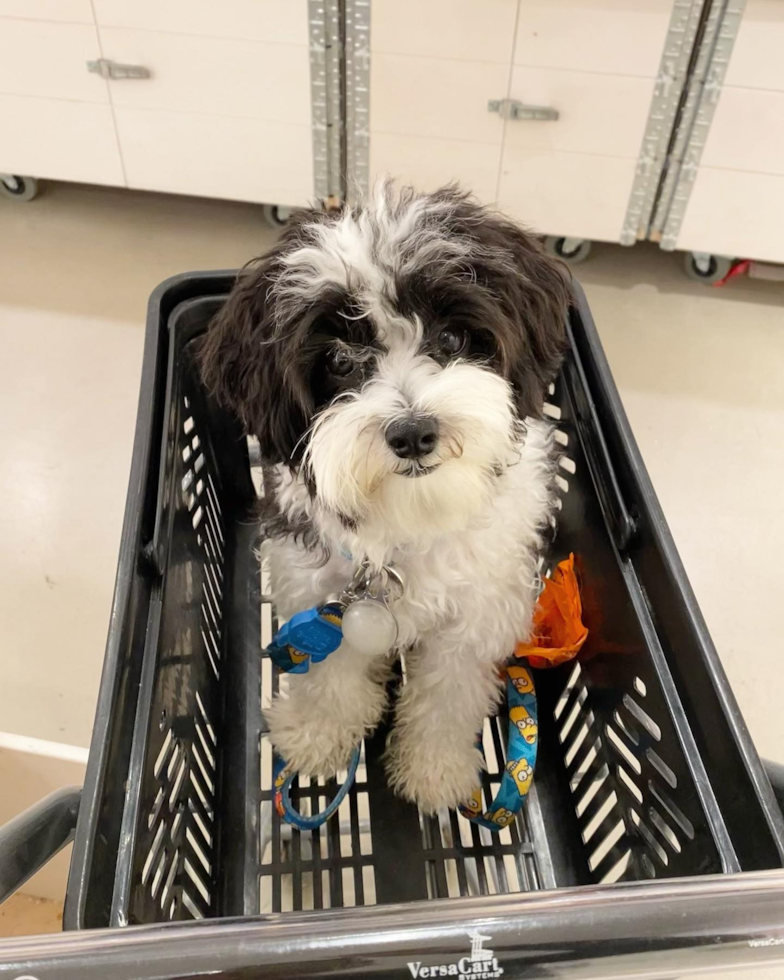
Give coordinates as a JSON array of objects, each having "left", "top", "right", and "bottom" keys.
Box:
[{"left": 200, "top": 183, "right": 570, "bottom": 813}]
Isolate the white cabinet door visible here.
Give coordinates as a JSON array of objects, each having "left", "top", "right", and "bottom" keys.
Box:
[
  {"left": 372, "top": 0, "right": 518, "bottom": 62},
  {"left": 512, "top": 0, "right": 674, "bottom": 76},
  {"left": 0, "top": 94, "right": 124, "bottom": 185},
  {"left": 0, "top": 17, "right": 124, "bottom": 186},
  {"left": 98, "top": 28, "right": 310, "bottom": 121},
  {"left": 497, "top": 0, "right": 672, "bottom": 242},
  {"left": 0, "top": 0, "right": 92, "bottom": 21},
  {"left": 368, "top": 0, "right": 517, "bottom": 201},
  {"left": 368, "top": 0, "right": 672, "bottom": 242},
  {"left": 672, "top": 0, "right": 784, "bottom": 263},
  {"left": 92, "top": 0, "right": 305, "bottom": 44},
  {"left": 97, "top": 20, "right": 313, "bottom": 205},
  {"left": 0, "top": 19, "right": 108, "bottom": 102},
  {"left": 677, "top": 169, "right": 784, "bottom": 263},
  {"left": 701, "top": 88, "right": 784, "bottom": 178},
  {"left": 723, "top": 0, "right": 784, "bottom": 91},
  {"left": 114, "top": 110, "right": 312, "bottom": 206}
]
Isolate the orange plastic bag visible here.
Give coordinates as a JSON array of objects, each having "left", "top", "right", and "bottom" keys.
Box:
[{"left": 515, "top": 553, "right": 588, "bottom": 669}]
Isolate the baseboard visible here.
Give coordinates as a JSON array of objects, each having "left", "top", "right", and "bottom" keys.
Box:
[{"left": 0, "top": 732, "right": 87, "bottom": 903}]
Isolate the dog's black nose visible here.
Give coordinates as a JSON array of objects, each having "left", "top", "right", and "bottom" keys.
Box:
[{"left": 385, "top": 417, "right": 439, "bottom": 459}]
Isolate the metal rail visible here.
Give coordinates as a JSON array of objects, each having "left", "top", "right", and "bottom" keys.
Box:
[
  {"left": 2, "top": 869, "right": 784, "bottom": 978},
  {"left": 0, "top": 788, "right": 80, "bottom": 905}
]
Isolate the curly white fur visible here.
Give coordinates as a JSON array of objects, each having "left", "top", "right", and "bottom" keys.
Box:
[
  {"left": 259, "top": 184, "right": 561, "bottom": 814},
  {"left": 267, "top": 419, "right": 553, "bottom": 812}
]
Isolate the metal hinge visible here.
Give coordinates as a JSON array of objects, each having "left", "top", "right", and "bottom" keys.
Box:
[
  {"left": 488, "top": 98, "right": 559, "bottom": 121},
  {"left": 87, "top": 58, "right": 151, "bottom": 80}
]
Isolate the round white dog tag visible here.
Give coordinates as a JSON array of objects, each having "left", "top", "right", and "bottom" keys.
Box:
[{"left": 341, "top": 597, "right": 398, "bottom": 656}]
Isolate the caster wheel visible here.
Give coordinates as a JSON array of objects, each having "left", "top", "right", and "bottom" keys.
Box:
[
  {"left": 0, "top": 174, "right": 39, "bottom": 202},
  {"left": 262, "top": 203, "right": 292, "bottom": 229},
  {"left": 683, "top": 252, "right": 733, "bottom": 284},
  {"left": 544, "top": 235, "right": 592, "bottom": 264}
]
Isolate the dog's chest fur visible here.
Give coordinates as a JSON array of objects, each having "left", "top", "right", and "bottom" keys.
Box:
[{"left": 265, "top": 419, "right": 554, "bottom": 665}]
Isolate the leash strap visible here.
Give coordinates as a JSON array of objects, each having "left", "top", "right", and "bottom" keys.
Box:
[
  {"left": 267, "top": 602, "right": 360, "bottom": 829},
  {"left": 268, "top": 607, "right": 538, "bottom": 833},
  {"left": 458, "top": 663, "right": 538, "bottom": 832},
  {"left": 266, "top": 603, "right": 344, "bottom": 674},
  {"left": 272, "top": 746, "right": 361, "bottom": 830}
]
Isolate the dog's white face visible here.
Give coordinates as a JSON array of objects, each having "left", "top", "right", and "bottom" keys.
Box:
[
  {"left": 200, "top": 184, "right": 569, "bottom": 564},
  {"left": 305, "top": 342, "right": 519, "bottom": 553},
  {"left": 304, "top": 320, "right": 519, "bottom": 561}
]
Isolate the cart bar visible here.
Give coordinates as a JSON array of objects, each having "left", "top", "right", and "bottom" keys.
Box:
[
  {"left": 3, "top": 869, "right": 784, "bottom": 979},
  {"left": 0, "top": 788, "right": 81, "bottom": 904}
]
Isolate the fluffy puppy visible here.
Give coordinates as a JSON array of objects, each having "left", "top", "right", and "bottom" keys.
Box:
[{"left": 199, "top": 183, "right": 570, "bottom": 813}]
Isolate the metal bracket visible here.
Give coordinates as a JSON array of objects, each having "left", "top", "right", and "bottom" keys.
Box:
[
  {"left": 345, "top": 0, "right": 371, "bottom": 204},
  {"left": 488, "top": 98, "right": 559, "bottom": 121},
  {"left": 656, "top": 0, "right": 748, "bottom": 250},
  {"left": 308, "top": 0, "right": 343, "bottom": 204},
  {"left": 620, "top": 0, "right": 707, "bottom": 246},
  {"left": 87, "top": 58, "right": 151, "bottom": 80},
  {"left": 309, "top": 0, "right": 370, "bottom": 206}
]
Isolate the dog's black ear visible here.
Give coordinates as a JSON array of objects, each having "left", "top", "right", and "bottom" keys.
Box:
[
  {"left": 198, "top": 247, "right": 308, "bottom": 465},
  {"left": 471, "top": 213, "right": 571, "bottom": 418},
  {"left": 497, "top": 222, "right": 572, "bottom": 418},
  {"left": 431, "top": 187, "right": 572, "bottom": 419}
]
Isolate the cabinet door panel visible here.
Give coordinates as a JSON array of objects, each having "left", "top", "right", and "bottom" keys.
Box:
[
  {"left": 0, "top": 19, "right": 107, "bottom": 102},
  {"left": 92, "top": 0, "right": 307, "bottom": 44},
  {"left": 506, "top": 67, "right": 653, "bottom": 158},
  {"left": 0, "top": 1, "right": 92, "bottom": 22},
  {"left": 100, "top": 28, "right": 309, "bottom": 123},
  {"left": 115, "top": 108, "right": 313, "bottom": 206},
  {"left": 514, "top": 0, "right": 673, "bottom": 77},
  {"left": 677, "top": 169, "right": 784, "bottom": 263},
  {"left": 371, "top": 0, "right": 517, "bottom": 63},
  {"left": 370, "top": 133, "right": 500, "bottom": 202},
  {"left": 0, "top": 94, "right": 124, "bottom": 185},
  {"left": 498, "top": 148, "right": 636, "bottom": 241}
]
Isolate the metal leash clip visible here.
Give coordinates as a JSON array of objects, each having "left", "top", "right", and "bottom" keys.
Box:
[{"left": 327, "top": 560, "right": 404, "bottom": 657}]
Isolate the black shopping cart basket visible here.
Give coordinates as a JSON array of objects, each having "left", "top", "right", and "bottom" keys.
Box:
[{"left": 2, "top": 272, "right": 784, "bottom": 980}]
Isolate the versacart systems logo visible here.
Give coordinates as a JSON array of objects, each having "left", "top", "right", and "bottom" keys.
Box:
[{"left": 407, "top": 931, "right": 504, "bottom": 978}]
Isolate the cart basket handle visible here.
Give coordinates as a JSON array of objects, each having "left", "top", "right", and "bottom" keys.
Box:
[{"left": 0, "top": 787, "right": 81, "bottom": 905}]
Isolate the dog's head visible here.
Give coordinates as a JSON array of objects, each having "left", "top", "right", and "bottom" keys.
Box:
[{"left": 199, "top": 184, "right": 570, "bottom": 558}]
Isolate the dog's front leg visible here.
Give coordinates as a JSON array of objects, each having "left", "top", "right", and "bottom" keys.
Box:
[
  {"left": 266, "top": 642, "right": 391, "bottom": 778},
  {"left": 386, "top": 639, "right": 504, "bottom": 814}
]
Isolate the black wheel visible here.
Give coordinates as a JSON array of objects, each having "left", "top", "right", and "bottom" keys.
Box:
[
  {"left": 262, "top": 204, "right": 292, "bottom": 229},
  {"left": 0, "top": 174, "right": 39, "bottom": 202},
  {"left": 544, "top": 235, "right": 592, "bottom": 264},
  {"left": 683, "top": 252, "right": 733, "bottom": 284}
]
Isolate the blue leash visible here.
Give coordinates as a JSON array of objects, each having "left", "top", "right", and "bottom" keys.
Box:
[
  {"left": 267, "top": 602, "right": 360, "bottom": 830},
  {"left": 272, "top": 745, "right": 361, "bottom": 831},
  {"left": 266, "top": 606, "right": 538, "bottom": 832},
  {"left": 458, "top": 664, "right": 538, "bottom": 830}
]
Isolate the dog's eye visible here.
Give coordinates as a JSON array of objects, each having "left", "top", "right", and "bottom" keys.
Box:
[
  {"left": 326, "top": 346, "right": 357, "bottom": 378},
  {"left": 437, "top": 327, "right": 468, "bottom": 358}
]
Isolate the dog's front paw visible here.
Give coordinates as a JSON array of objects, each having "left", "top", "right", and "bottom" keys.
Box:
[
  {"left": 266, "top": 660, "right": 389, "bottom": 779},
  {"left": 266, "top": 695, "right": 362, "bottom": 778},
  {"left": 385, "top": 729, "right": 484, "bottom": 814}
]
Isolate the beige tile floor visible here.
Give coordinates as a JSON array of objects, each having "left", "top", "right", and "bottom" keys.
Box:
[
  {"left": 0, "top": 182, "right": 279, "bottom": 747},
  {"left": 0, "top": 894, "right": 62, "bottom": 938},
  {"left": 583, "top": 241, "right": 784, "bottom": 766},
  {"left": 1, "top": 182, "right": 783, "bottom": 943}
]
